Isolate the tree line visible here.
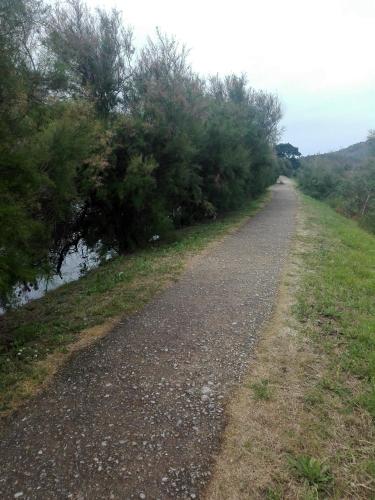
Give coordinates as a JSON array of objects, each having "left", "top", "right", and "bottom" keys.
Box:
[
  {"left": 298, "top": 132, "right": 375, "bottom": 232},
  {"left": 0, "top": 0, "right": 283, "bottom": 305}
]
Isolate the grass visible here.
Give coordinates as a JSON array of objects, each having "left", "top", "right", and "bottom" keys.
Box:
[
  {"left": 250, "top": 379, "right": 271, "bottom": 400},
  {"left": 296, "top": 196, "right": 375, "bottom": 420},
  {"left": 0, "top": 195, "right": 267, "bottom": 415},
  {"left": 206, "top": 192, "right": 375, "bottom": 499}
]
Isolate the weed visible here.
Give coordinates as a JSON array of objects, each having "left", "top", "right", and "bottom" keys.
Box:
[
  {"left": 303, "top": 389, "right": 324, "bottom": 407},
  {"left": 289, "top": 455, "right": 333, "bottom": 492},
  {"left": 365, "top": 460, "right": 375, "bottom": 478},
  {"left": 243, "top": 440, "right": 252, "bottom": 452},
  {"left": 250, "top": 379, "right": 271, "bottom": 400},
  {"left": 318, "top": 377, "right": 350, "bottom": 398},
  {"left": 301, "top": 488, "right": 319, "bottom": 500},
  {"left": 266, "top": 486, "right": 283, "bottom": 499}
]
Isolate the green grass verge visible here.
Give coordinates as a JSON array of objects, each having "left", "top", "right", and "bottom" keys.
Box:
[
  {"left": 297, "top": 194, "right": 375, "bottom": 417},
  {"left": 0, "top": 195, "right": 267, "bottom": 414},
  {"left": 294, "top": 194, "right": 375, "bottom": 495}
]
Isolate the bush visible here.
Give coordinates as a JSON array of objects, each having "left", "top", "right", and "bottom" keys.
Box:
[
  {"left": 298, "top": 144, "right": 375, "bottom": 234},
  {"left": 0, "top": 0, "right": 282, "bottom": 305}
]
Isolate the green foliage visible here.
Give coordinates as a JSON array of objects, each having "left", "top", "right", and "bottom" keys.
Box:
[
  {"left": 0, "top": 0, "right": 50, "bottom": 301},
  {"left": 250, "top": 379, "right": 271, "bottom": 400},
  {"left": 298, "top": 159, "right": 344, "bottom": 200},
  {"left": 298, "top": 195, "right": 375, "bottom": 420},
  {"left": 46, "top": 0, "right": 133, "bottom": 116},
  {"left": 199, "top": 75, "right": 280, "bottom": 211},
  {"left": 298, "top": 135, "right": 375, "bottom": 233},
  {"left": 275, "top": 143, "right": 301, "bottom": 175},
  {"left": 82, "top": 117, "right": 174, "bottom": 251},
  {"left": 0, "top": 0, "right": 282, "bottom": 306},
  {"left": 275, "top": 143, "right": 301, "bottom": 159},
  {"left": 289, "top": 455, "right": 333, "bottom": 492}
]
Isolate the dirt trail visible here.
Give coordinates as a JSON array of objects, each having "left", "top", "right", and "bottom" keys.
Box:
[{"left": 0, "top": 181, "right": 297, "bottom": 500}]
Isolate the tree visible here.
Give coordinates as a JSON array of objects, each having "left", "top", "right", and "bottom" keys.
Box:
[
  {"left": 46, "top": 0, "right": 134, "bottom": 116},
  {"left": 298, "top": 132, "right": 375, "bottom": 234},
  {"left": 198, "top": 75, "right": 280, "bottom": 211},
  {"left": 0, "top": 0, "right": 51, "bottom": 303},
  {"left": 129, "top": 30, "right": 206, "bottom": 226},
  {"left": 275, "top": 143, "right": 301, "bottom": 174},
  {"left": 298, "top": 159, "right": 342, "bottom": 200},
  {"left": 0, "top": 0, "right": 283, "bottom": 305},
  {"left": 275, "top": 143, "right": 301, "bottom": 159},
  {"left": 339, "top": 160, "right": 375, "bottom": 229},
  {"left": 0, "top": 0, "right": 105, "bottom": 305}
]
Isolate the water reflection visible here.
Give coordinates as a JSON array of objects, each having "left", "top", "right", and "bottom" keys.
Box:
[{"left": 2, "top": 242, "right": 113, "bottom": 314}]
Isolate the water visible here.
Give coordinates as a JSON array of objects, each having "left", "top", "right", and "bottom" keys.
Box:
[{"left": 1, "top": 242, "right": 113, "bottom": 314}]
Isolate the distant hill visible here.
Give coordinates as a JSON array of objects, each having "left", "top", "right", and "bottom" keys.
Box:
[
  {"left": 303, "top": 141, "right": 371, "bottom": 168},
  {"left": 298, "top": 138, "right": 375, "bottom": 234}
]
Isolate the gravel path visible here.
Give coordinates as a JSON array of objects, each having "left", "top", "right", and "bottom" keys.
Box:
[{"left": 0, "top": 182, "right": 297, "bottom": 500}]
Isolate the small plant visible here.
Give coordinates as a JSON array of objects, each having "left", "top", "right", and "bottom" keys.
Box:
[
  {"left": 289, "top": 455, "right": 333, "bottom": 492},
  {"left": 243, "top": 440, "right": 252, "bottom": 452},
  {"left": 302, "top": 488, "right": 319, "bottom": 500},
  {"left": 250, "top": 379, "right": 271, "bottom": 400},
  {"left": 365, "top": 460, "right": 375, "bottom": 478},
  {"left": 266, "top": 486, "right": 283, "bottom": 499},
  {"left": 319, "top": 377, "right": 350, "bottom": 398},
  {"left": 303, "top": 390, "right": 324, "bottom": 407}
]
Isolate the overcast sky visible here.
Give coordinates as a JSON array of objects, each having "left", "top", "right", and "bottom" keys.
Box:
[{"left": 87, "top": 0, "right": 375, "bottom": 155}]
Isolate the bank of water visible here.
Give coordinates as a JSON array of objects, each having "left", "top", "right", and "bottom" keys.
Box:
[{"left": 1, "top": 243, "right": 114, "bottom": 314}]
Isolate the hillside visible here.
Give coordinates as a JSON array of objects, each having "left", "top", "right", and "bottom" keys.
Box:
[
  {"left": 304, "top": 140, "right": 371, "bottom": 167},
  {"left": 298, "top": 135, "right": 375, "bottom": 233}
]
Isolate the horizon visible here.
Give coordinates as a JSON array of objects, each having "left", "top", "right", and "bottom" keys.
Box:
[{"left": 86, "top": 0, "right": 375, "bottom": 156}]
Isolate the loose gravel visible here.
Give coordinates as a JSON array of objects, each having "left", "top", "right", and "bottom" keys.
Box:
[{"left": 0, "top": 182, "right": 297, "bottom": 499}]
